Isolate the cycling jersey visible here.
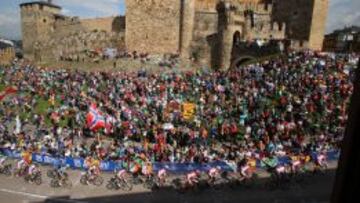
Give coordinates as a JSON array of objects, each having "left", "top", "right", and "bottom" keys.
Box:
[
  {"left": 157, "top": 169, "right": 167, "bottom": 179},
  {"left": 130, "top": 163, "right": 140, "bottom": 174},
  {"left": 292, "top": 160, "right": 301, "bottom": 167},
  {"left": 317, "top": 154, "right": 327, "bottom": 166},
  {"left": 208, "top": 168, "right": 219, "bottom": 178},
  {"left": 89, "top": 165, "right": 100, "bottom": 176},
  {"left": 28, "top": 165, "right": 37, "bottom": 175},
  {"left": 0, "top": 157, "right": 6, "bottom": 166},
  {"left": 240, "top": 165, "right": 250, "bottom": 177},
  {"left": 117, "top": 169, "right": 127, "bottom": 179},
  {"left": 276, "top": 165, "right": 286, "bottom": 174},
  {"left": 186, "top": 172, "right": 199, "bottom": 184},
  {"left": 17, "top": 159, "right": 27, "bottom": 169},
  {"left": 142, "top": 164, "right": 153, "bottom": 176}
]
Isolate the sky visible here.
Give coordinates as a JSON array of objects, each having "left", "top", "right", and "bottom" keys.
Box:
[{"left": 0, "top": 0, "right": 359, "bottom": 40}]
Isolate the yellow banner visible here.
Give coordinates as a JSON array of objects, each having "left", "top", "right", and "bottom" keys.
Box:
[{"left": 182, "top": 102, "right": 196, "bottom": 120}]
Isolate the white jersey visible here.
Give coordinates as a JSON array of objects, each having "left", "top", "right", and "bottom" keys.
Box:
[
  {"left": 157, "top": 169, "right": 166, "bottom": 178},
  {"left": 0, "top": 157, "right": 6, "bottom": 166},
  {"left": 117, "top": 169, "right": 126, "bottom": 178},
  {"left": 28, "top": 165, "right": 36, "bottom": 175},
  {"left": 208, "top": 168, "right": 218, "bottom": 177},
  {"left": 276, "top": 166, "right": 286, "bottom": 174}
]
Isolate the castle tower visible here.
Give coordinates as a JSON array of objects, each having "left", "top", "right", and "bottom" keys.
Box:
[
  {"left": 180, "top": 0, "right": 196, "bottom": 58},
  {"left": 20, "top": 1, "right": 61, "bottom": 60},
  {"left": 272, "top": 0, "right": 329, "bottom": 50},
  {"left": 217, "top": 1, "right": 244, "bottom": 69},
  {"left": 308, "top": 0, "right": 329, "bottom": 50}
]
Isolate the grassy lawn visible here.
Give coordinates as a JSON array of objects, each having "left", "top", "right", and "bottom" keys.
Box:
[
  {"left": 0, "top": 84, "right": 5, "bottom": 92},
  {"left": 0, "top": 83, "right": 71, "bottom": 128}
]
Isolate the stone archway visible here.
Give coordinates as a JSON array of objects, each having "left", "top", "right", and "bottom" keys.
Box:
[
  {"left": 230, "top": 55, "right": 256, "bottom": 69},
  {"left": 233, "top": 31, "right": 241, "bottom": 47}
]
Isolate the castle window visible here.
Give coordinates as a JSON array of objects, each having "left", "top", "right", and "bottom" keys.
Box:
[{"left": 300, "top": 41, "right": 304, "bottom": 47}]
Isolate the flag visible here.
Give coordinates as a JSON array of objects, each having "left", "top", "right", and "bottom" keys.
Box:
[
  {"left": 182, "top": 102, "right": 196, "bottom": 120},
  {"left": 0, "top": 86, "right": 17, "bottom": 101},
  {"left": 86, "top": 104, "right": 105, "bottom": 131}
]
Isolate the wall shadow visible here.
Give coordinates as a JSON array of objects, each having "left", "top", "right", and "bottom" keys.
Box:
[{"left": 37, "top": 168, "right": 336, "bottom": 203}]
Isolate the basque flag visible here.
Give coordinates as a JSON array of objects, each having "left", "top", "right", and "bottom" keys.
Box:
[{"left": 86, "top": 103, "right": 106, "bottom": 131}]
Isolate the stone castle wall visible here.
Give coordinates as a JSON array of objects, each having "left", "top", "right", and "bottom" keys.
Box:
[
  {"left": 191, "top": 11, "right": 219, "bottom": 67},
  {"left": 0, "top": 47, "right": 15, "bottom": 65},
  {"left": 20, "top": 0, "right": 329, "bottom": 69},
  {"left": 125, "top": 0, "right": 181, "bottom": 54},
  {"left": 308, "top": 0, "right": 329, "bottom": 50},
  {"left": 80, "top": 16, "right": 122, "bottom": 33},
  {"left": 20, "top": 2, "right": 126, "bottom": 62}
]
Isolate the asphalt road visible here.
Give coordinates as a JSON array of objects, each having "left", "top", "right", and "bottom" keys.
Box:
[{"left": 0, "top": 161, "right": 337, "bottom": 203}]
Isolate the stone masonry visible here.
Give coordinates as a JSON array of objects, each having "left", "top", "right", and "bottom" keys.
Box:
[{"left": 20, "top": 0, "right": 329, "bottom": 69}]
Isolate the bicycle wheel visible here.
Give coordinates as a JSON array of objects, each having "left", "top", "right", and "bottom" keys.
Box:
[
  {"left": 121, "top": 180, "right": 133, "bottom": 191},
  {"left": 106, "top": 181, "right": 114, "bottom": 190},
  {"left": 64, "top": 179, "right": 72, "bottom": 189},
  {"left": 35, "top": 176, "right": 42, "bottom": 185},
  {"left": 50, "top": 179, "right": 59, "bottom": 188},
  {"left": 4, "top": 165, "right": 12, "bottom": 176},
  {"left": 24, "top": 175, "right": 30, "bottom": 182},
  {"left": 143, "top": 179, "right": 154, "bottom": 190},
  {"left": 47, "top": 170, "right": 54, "bottom": 178},
  {"left": 80, "top": 175, "right": 88, "bottom": 185},
  {"left": 93, "top": 176, "right": 104, "bottom": 186}
]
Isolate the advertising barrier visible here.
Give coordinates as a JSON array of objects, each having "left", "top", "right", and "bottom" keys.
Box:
[{"left": 0, "top": 148, "right": 340, "bottom": 173}]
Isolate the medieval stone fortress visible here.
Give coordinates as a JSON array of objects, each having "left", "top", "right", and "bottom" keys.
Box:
[{"left": 20, "top": 0, "right": 329, "bottom": 70}]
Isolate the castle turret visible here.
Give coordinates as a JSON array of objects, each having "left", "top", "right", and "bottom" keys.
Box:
[
  {"left": 217, "top": 1, "right": 245, "bottom": 69},
  {"left": 20, "top": 1, "right": 61, "bottom": 60}
]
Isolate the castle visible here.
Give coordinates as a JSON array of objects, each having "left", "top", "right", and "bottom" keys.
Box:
[{"left": 20, "top": 0, "right": 329, "bottom": 69}]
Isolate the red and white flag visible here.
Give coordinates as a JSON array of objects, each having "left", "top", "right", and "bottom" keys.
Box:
[
  {"left": 0, "top": 86, "right": 17, "bottom": 101},
  {"left": 86, "top": 103, "right": 105, "bottom": 131}
]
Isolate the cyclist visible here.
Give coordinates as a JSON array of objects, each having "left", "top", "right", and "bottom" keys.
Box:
[
  {"left": 142, "top": 161, "right": 153, "bottom": 180},
  {"left": 289, "top": 153, "right": 302, "bottom": 174},
  {"left": 0, "top": 155, "right": 6, "bottom": 170},
  {"left": 87, "top": 159, "right": 100, "bottom": 184},
  {"left": 239, "top": 158, "right": 252, "bottom": 181},
  {"left": 56, "top": 165, "right": 69, "bottom": 186},
  {"left": 27, "top": 163, "right": 39, "bottom": 183},
  {"left": 315, "top": 150, "right": 328, "bottom": 171},
  {"left": 16, "top": 150, "right": 32, "bottom": 175},
  {"left": 157, "top": 168, "right": 167, "bottom": 187},
  {"left": 129, "top": 161, "right": 141, "bottom": 181},
  {"left": 186, "top": 170, "right": 201, "bottom": 187},
  {"left": 207, "top": 166, "right": 221, "bottom": 185}
]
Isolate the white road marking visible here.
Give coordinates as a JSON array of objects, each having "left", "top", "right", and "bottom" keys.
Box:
[
  {"left": 0, "top": 188, "right": 48, "bottom": 199},
  {"left": 0, "top": 188, "right": 87, "bottom": 203}
]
